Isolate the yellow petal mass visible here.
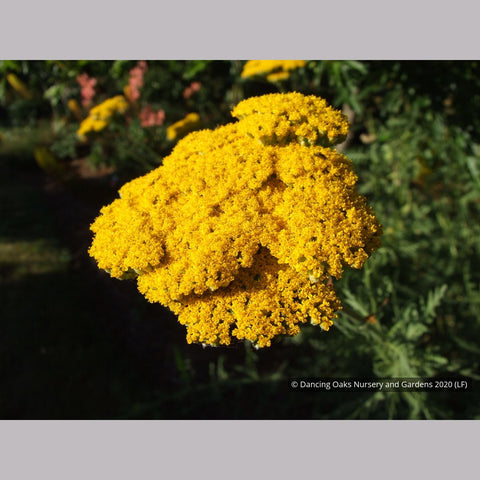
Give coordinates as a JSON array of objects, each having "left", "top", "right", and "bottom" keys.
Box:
[
  {"left": 89, "top": 92, "right": 382, "bottom": 348},
  {"left": 77, "top": 95, "right": 128, "bottom": 138},
  {"left": 241, "top": 60, "right": 307, "bottom": 81}
]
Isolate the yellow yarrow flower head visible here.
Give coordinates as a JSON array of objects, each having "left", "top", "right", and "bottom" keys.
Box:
[
  {"left": 77, "top": 95, "right": 129, "bottom": 140},
  {"left": 241, "top": 60, "right": 307, "bottom": 81},
  {"left": 166, "top": 113, "right": 202, "bottom": 141},
  {"left": 266, "top": 71, "right": 291, "bottom": 82},
  {"left": 89, "top": 92, "right": 382, "bottom": 348}
]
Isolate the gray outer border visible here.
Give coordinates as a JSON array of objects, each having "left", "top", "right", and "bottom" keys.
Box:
[
  {"left": 1, "top": 1, "right": 480, "bottom": 59},
  {"left": 0, "top": 421, "right": 478, "bottom": 478},
  {"left": 1, "top": 0, "right": 479, "bottom": 477}
]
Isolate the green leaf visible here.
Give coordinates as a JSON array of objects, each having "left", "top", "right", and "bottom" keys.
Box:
[
  {"left": 465, "top": 155, "right": 480, "bottom": 191},
  {"left": 183, "top": 60, "right": 211, "bottom": 80},
  {"left": 422, "top": 284, "right": 448, "bottom": 320}
]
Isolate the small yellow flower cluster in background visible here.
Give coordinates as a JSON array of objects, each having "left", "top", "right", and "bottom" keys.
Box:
[
  {"left": 89, "top": 92, "right": 382, "bottom": 348},
  {"left": 166, "top": 113, "right": 201, "bottom": 141},
  {"left": 241, "top": 60, "right": 307, "bottom": 82},
  {"left": 6, "top": 73, "right": 33, "bottom": 99},
  {"left": 77, "top": 95, "right": 129, "bottom": 140},
  {"left": 67, "top": 99, "right": 83, "bottom": 121}
]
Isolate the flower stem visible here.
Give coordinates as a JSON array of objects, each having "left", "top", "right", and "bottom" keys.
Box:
[{"left": 341, "top": 305, "right": 366, "bottom": 322}]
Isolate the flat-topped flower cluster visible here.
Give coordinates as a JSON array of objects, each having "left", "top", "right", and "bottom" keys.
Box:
[
  {"left": 89, "top": 92, "right": 382, "bottom": 348},
  {"left": 77, "top": 95, "right": 129, "bottom": 139},
  {"left": 241, "top": 60, "right": 307, "bottom": 82}
]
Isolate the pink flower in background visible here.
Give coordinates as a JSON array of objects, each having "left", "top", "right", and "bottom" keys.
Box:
[
  {"left": 139, "top": 105, "right": 165, "bottom": 127},
  {"left": 77, "top": 73, "right": 97, "bottom": 108},
  {"left": 183, "top": 81, "right": 201, "bottom": 99},
  {"left": 128, "top": 61, "right": 148, "bottom": 102}
]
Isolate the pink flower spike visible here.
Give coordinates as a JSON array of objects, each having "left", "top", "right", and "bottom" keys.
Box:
[
  {"left": 183, "top": 81, "right": 202, "bottom": 99},
  {"left": 77, "top": 73, "right": 97, "bottom": 108},
  {"left": 139, "top": 105, "right": 165, "bottom": 127},
  {"left": 128, "top": 61, "right": 148, "bottom": 103}
]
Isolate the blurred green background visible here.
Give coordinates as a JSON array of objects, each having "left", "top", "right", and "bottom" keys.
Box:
[{"left": 1, "top": 60, "right": 479, "bottom": 419}]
